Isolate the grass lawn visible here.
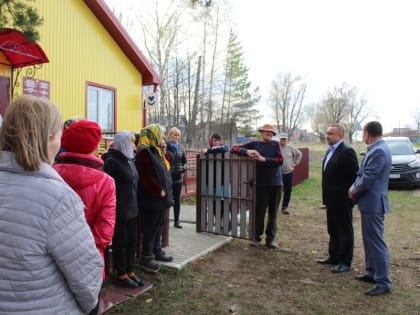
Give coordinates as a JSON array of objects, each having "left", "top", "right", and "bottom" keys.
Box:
[{"left": 107, "top": 143, "right": 420, "bottom": 315}]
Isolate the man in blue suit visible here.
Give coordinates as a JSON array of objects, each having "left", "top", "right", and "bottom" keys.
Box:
[{"left": 348, "top": 121, "right": 392, "bottom": 296}]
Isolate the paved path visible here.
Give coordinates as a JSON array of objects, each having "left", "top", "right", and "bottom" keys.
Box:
[{"left": 163, "top": 205, "right": 232, "bottom": 269}]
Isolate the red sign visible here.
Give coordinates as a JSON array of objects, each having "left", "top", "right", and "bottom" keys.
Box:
[{"left": 23, "top": 77, "right": 50, "bottom": 99}]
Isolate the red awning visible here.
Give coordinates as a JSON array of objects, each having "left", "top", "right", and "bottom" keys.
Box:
[{"left": 0, "top": 28, "right": 49, "bottom": 68}]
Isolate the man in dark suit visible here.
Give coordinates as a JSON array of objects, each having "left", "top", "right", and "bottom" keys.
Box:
[
  {"left": 348, "top": 121, "right": 392, "bottom": 296},
  {"left": 318, "top": 124, "right": 359, "bottom": 273}
]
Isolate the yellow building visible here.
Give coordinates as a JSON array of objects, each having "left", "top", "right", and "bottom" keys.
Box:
[{"left": 0, "top": 0, "right": 159, "bottom": 132}]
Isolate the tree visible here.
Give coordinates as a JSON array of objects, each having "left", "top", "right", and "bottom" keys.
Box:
[
  {"left": 221, "top": 29, "right": 261, "bottom": 145},
  {"left": 268, "top": 72, "right": 306, "bottom": 137},
  {"left": 0, "top": 0, "right": 43, "bottom": 42},
  {"left": 110, "top": 0, "right": 259, "bottom": 146},
  {"left": 311, "top": 83, "right": 371, "bottom": 143},
  {"left": 346, "top": 87, "right": 370, "bottom": 143},
  {"left": 132, "top": 0, "right": 184, "bottom": 125}
]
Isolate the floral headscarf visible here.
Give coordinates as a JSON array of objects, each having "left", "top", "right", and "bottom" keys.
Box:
[{"left": 138, "top": 124, "right": 170, "bottom": 170}]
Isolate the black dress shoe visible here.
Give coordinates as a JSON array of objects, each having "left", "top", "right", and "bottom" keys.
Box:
[
  {"left": 129, "top": 274, "right": 144, "bottom": 287},
  {"left": 116, "top": 277, "right": 138, "bottom": 288},
  {"left": 317, "top": 257, "right": 336, "bottom": 265},
  {"left": 365, "top": 285, "right": 391, "bottom": 296},
  {"left": 174, "top": 221, "right": 183, "bottom": 229},
  {"left": 355, "top": 274, "right": 375, "bottom": 283},
  {"left": 331, "top": 263, "right": 350, "bottom": 273}
]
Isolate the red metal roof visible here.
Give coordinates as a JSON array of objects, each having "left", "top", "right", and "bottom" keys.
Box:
[
  {"left": 84, "top": 0, "right": 161, "bottom": 86},
  {"left": 0, "top": 28, "right": 49, "bottom": 68}
]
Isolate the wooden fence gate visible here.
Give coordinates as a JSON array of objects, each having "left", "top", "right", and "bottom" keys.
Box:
[{"left": 196, "top": 153, "right": 256, "bottom": 239}]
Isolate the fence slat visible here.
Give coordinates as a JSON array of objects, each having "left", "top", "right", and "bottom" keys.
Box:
[{"left": 197, "top": 153, "right": 255, "bottom": 239}]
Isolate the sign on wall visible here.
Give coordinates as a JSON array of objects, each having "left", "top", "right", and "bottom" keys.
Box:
[
  {"left": 23, "top": 77, "right": 50, "bottom": 99},
  {"left": 144, "top": 92, "right": 157, "bottom": 108}
]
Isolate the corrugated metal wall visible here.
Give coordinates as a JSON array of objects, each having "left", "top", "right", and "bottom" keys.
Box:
[{"left": 26, "top": 0, "right": 144, "bottom": 131}]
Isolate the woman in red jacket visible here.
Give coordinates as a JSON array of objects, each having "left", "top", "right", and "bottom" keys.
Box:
[{"left": 54, "top": 120, "right": 116, "bottom": 313}]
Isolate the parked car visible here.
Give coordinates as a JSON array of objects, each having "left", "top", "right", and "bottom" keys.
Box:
[{"left": 383, "top": 137, "right": 420, "bottom": 188}]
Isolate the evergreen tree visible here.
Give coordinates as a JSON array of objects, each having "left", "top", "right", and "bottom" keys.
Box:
[
  {"left": 222, "top": 29, "right": 260, "bottom": 143},
  {"left": 0, "top": 0, "right": 43, "bottom": 42}
]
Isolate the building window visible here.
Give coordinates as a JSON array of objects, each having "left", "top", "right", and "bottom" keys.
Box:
[{"left": 87, "top": 84, "right": 115, "bottom": 132}]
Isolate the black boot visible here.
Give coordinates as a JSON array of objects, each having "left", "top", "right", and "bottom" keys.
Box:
[
  {"left": 155, "top": 250, "right": 173, "bottom": 262},
  {"left": 139, "top": 255, "right": 160, "bottom": 273}
]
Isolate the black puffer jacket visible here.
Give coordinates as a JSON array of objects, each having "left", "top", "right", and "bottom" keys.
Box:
[
  {"left": 103, "top": 149, "right": 139, "bottom": 221},
  {"left": 166, "top": 141, "right": 187, "bottom": 181}
]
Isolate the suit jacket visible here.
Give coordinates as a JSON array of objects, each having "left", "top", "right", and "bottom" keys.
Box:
[
  {"left": 351, "top": 139, "right": 392, "bottom": 214},
  {"left": 322, "top": 141, "right": 359, "bottom": 208}
]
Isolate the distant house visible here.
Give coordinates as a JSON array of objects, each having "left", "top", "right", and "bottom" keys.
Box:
[
  {"left": 0, "top": 0, "right": 159, "bottom": 132},
  {"left": 389, "top": 128, "right": 413, "bottom": 137}
]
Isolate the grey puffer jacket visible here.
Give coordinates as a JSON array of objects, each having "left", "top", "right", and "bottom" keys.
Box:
[{"left": 0, "top": 151, "right": 103, "bottom": 315}]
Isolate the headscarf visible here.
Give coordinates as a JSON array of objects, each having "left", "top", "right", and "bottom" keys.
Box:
[
  {"left": 209, "top": 132, "right": 223, "bottom": 147},
  {"left": 138, "top": 124, "right": 170, "bottom": 170},
  {"left": 113, "top": 131, "right": 134, "bottom": 159}
]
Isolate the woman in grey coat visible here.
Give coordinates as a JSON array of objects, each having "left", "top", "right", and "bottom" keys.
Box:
[{"left": 0, "top": 96, "right": 103, "bottom": 314}]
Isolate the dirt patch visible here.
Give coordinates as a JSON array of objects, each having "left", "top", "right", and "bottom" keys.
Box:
[{"left": 107, "top": 195, "right": 420, "bottom": 314}]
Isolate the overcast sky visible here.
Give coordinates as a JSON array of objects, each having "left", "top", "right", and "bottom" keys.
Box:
[
  {"left": 232, "top": 0, "right": 420, "bottom": 132},
  {"left": 106, "top": 0, "right": 420, "bottom": 133}
]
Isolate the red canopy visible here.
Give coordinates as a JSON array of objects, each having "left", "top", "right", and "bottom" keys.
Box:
[{"left": 0, "top": 28, "right": 48, "bottom": 68}]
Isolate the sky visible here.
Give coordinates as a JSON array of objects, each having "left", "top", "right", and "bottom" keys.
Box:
[
  {"left": 105, "top": 0, "right": 420, "bottom": 133},
  {"left": 232, "top": 0, "right": 420, "bottom": 132}
]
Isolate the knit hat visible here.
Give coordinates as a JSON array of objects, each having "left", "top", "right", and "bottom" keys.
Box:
[{"left": 61, "top": 120, "right": 102, "bottom": 154}]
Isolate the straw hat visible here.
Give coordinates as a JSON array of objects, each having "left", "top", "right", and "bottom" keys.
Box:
[{"left": 258, "top": 124, "right": 277, "bottom": 136}]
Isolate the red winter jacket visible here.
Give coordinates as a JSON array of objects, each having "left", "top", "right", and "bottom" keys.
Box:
[{"left": 54, "top": 152, "right": 116, "bottom": 279}]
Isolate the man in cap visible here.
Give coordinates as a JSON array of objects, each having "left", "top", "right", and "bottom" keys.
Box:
[
  {"left": 278, "top": 132, "right": 302, "bottom": 215},
  {"left": 231, "top": 124, "right": 284, "bottom": 249}
]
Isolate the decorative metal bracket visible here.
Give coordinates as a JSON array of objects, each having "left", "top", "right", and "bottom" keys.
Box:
[{"left": 11, "top": 63, "right": 43, "bottom": 96}]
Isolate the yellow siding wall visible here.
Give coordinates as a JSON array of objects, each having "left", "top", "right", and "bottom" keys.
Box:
[{"left": 27, "top": 0, "right": 144, "bottom": 131}]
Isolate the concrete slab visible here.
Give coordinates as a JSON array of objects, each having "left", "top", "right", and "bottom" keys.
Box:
[{"left": 161, "top": 222, "right": 232, "bottom": 269}]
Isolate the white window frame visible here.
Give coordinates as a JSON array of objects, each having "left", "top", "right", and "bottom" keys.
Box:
[{"left": 87, "top": 84, "right": 115, "bottom": 133}]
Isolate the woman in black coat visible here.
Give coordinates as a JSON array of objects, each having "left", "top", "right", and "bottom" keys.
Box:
[{"left": 103, "top": 131, "right": 143, "bottom": 288}]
